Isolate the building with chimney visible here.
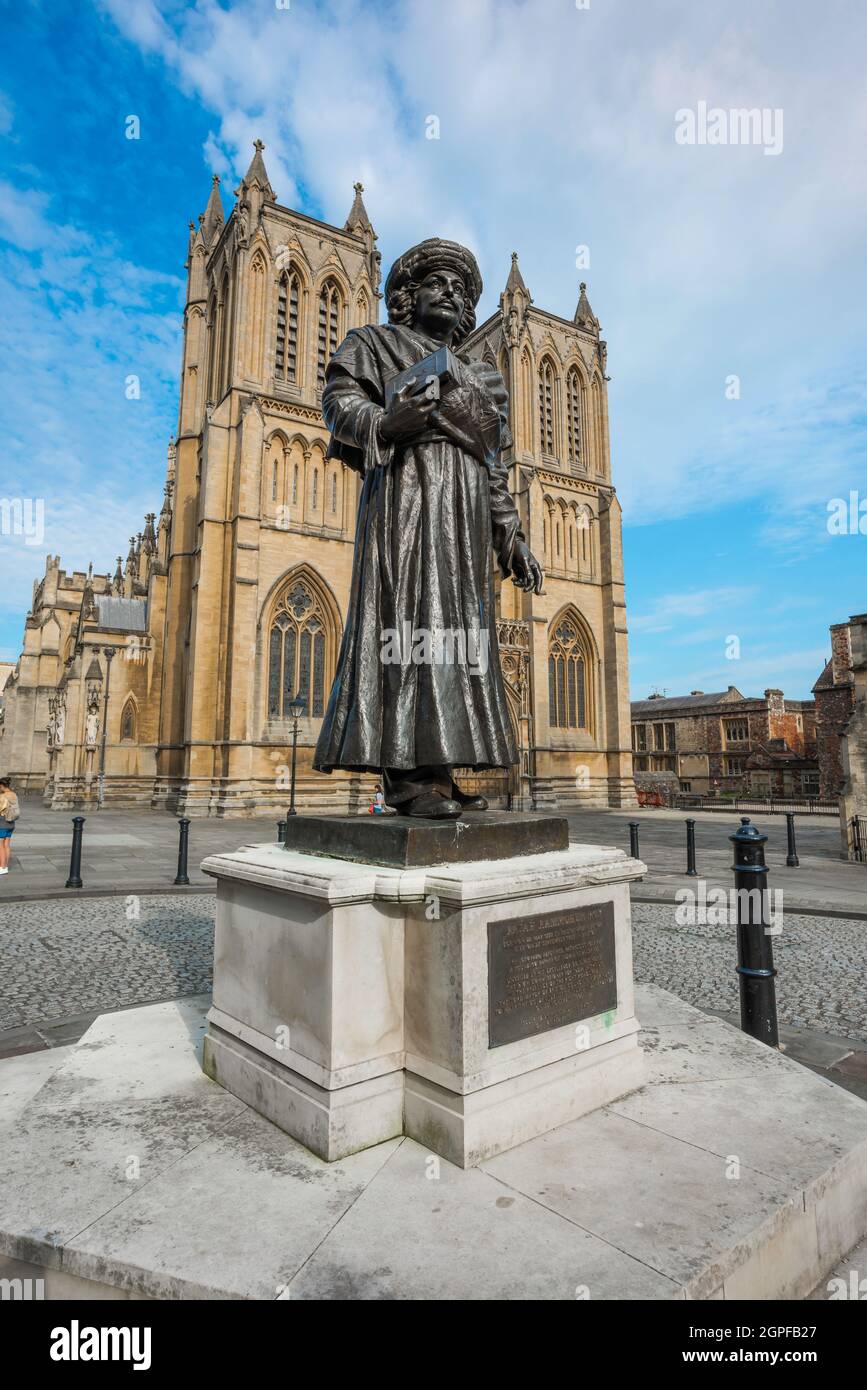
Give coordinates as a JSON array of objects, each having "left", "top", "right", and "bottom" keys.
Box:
[{"left": 630, "top": 686, "right": 818, "bottom": 801}]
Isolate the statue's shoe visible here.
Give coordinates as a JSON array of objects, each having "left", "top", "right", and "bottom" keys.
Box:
[
  {"left": 450, "top": 785, "right": 489, "bottom": 811},
  {"left": 402, "top": 792, "right": 462, "bottom": 819}
]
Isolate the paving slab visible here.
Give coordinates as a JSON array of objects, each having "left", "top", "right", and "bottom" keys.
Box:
[
  {"left": 483, "top": 1107, "right": 791, "bottom": 1291},
  {"left": 0, "top": 1045, "right": 72, "bottom": 1129},
  {"left": 66, "top": 1110, "right": 401, "bottom": 1300},
  {"left": 0, "top": 997, "right": 245, "bottom": 1267},
  {"left": 283, "top": 1134, "right": 676, "bottom": 1301}
]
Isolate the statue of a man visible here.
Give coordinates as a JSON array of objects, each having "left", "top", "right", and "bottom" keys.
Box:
[{"left": 314, "top": 238, "right": 542, "bottom": 819}]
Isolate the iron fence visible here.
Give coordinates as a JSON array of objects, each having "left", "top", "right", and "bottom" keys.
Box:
[{"left": 675, "top": 796, "right": 837, "bottom": 816}]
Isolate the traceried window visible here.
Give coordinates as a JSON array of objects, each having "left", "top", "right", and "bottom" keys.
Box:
[
  {"left": 538, "top": 359, "right": 556, "bottom": 456},
  {"left": 722, "top": 717, "right": 749, "bottom": 745},
  {"left": 267, "top": 578, "right": 329, "bottom": 719},
  {"left": 548, "top": 615, "right": 589, "bottom": 729},
  {"left": 317, "top": 279, "right": 342, "bottom": 388},
  {"left": 566, "top": 367, "right": 582, "bottom": 469},
  {"left": 275, "top": 270, "right": 300, "bottom": 382}
]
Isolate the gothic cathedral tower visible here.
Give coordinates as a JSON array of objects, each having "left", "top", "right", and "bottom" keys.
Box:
[{"left": 156, "top": 144, "right": 381, "bottom": 814}]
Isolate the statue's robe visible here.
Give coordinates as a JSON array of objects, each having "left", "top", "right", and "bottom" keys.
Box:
[{"left": 313, "top": 322, "right": 523, "bottom": 776}]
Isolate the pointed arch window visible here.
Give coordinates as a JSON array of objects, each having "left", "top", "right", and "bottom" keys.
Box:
[
  {"left": 548, "top": 616, "right": 589, "bottom": 730},
  {"left": 275, "top": 269, "right": 300, "bottom": 382},
  {"left": 218, "top": 271, "right": 231, "bottom": 396},
  {"left": 539, "top": 359, "right": 556, "bottom": 456},
  {"left": 120, "top": 699, "right": 136, "bottom": 742},
  {"left": 317, "top": 279, "right": 342, "bottom": 388},
  {"left": 566, "top": 367, "right": 582, "bottom": 470},
  {"left": 267, "top": 578, "right": 330, "bottom": 719},
  {"left": 206, "top": 289, "right": 218, "bottom": 400},
  {"left": 292, "top": 464, "right": 298, "bottom": 506}
]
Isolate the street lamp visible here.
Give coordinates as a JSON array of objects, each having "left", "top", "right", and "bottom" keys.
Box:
[{"left": 287, "top": 690, "right": 307, "bottom": 817}]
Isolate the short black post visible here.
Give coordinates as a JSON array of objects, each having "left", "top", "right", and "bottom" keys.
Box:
[
  {"left": 174, "top": 817, "right": 191, "bottom": 886},
  {"left": 685, "top": 818, "right": 698, "bottom": 877},
  {"left": 65, "top": 816, "right": 85, "bottom": 889},
  {"left": 277, "top": 819, "right": 287, "bottom": 844},
  {"left": 628, "top": 821, "right": 640, "bottom": 859},
  {"left": 730, "top": 817, "right": 779, "bottom": 1048},
  {"left": 785, "top": 811, "right": 799, "bottom": 867}
]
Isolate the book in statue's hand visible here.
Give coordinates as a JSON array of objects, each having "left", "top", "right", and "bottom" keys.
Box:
[{"left": 384, "top": 345, "right": 461, "bottom": 407}]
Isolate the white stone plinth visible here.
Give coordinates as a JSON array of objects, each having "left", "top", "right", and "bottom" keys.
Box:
[{"left": 200, "top": 839, "right": 646, "bottom": 1167}]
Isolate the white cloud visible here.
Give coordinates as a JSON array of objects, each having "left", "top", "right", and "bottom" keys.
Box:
[
  {"left": 0, "top": 177, "right": 183, "bottom": 637},
  {"left": 94, "top": 0, "right": 867, "bottom": 538}
]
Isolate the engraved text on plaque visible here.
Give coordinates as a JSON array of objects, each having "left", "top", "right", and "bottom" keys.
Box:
[{"left": 488, "top": 901, "right": 617, "bottom": 1047}]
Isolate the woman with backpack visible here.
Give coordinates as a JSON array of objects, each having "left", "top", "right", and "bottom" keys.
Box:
[{"left": 0, "top": 775, "right": 20, "bottom": 875}]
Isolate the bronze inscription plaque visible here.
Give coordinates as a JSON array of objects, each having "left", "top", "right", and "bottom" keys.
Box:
[{"left": 488, "top": 901, "right": 617, "bottom": 1047}]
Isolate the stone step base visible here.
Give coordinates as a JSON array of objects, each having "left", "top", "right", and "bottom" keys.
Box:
[{"left": 2, "top": 985, "right": 865, "bottom": 1300}]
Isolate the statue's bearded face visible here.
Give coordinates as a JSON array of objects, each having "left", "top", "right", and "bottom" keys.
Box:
[{"left": 411, "top": 268, "right": 466, "bottom": 341}]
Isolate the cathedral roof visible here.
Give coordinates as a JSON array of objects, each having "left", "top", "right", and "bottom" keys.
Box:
[
  {"left": 95, "top": 597, "right": 148, "bottom": 634},
  {"left": 345, "top": 182, "right": 373, "bottom": 234}
]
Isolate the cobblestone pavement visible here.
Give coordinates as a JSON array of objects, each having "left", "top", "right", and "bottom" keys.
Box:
[
  {"left": 632, "top": 903, "right": 867, "bottom": 1043},
  {"left": 1, "top": 895, "right": 864, "bottom": 1047},
  {"left": 0, "top": 894, "right": 215, "bottom": 1032}
]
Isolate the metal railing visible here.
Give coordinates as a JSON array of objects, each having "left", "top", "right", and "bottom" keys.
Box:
[
  {"left": 675, "top": 795, "right": 836, "bottom": 815},
  {"left": 849, "top": 816, "right": 866, "bottom": 862}
]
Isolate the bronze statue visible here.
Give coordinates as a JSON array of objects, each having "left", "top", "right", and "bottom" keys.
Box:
[{"left": 314, "top": 238, "right": 543, "bottom": 819}]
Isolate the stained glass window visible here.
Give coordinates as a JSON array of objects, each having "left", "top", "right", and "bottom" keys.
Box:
[
  {"left": 267, "top": 578, "right": 329, "bottom": 719},
  {"left": 548, "top": 617, "right": 588, "bottom": 729}
]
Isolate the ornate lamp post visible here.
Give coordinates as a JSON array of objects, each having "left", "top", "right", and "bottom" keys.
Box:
[
  {"left": 287, "top": 691, "right": 307, "bottom": 817},
  {"left": 97, "top": 646, "right": 116, "bottom": 810}
]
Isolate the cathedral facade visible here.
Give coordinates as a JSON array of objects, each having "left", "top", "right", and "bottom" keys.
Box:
[{"left": 0, "top": 144, "right": 635, "bottom": 814}]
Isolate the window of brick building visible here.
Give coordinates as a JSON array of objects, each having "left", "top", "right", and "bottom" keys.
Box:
[{"left": 722, "top": 718, "right": 749, "bottom": 745}]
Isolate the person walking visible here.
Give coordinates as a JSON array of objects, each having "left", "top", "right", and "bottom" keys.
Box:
[{"left": 0, "top": 775, "right": 20, "bottom": 875}]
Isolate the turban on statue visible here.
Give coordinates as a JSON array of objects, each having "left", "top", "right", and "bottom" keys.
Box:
[{"left": 384, "top": 238, "right": 483, "bottom": 346}]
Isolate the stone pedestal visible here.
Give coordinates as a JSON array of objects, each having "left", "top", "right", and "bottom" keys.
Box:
[{"left": 201, "top": 820, "right": 645, "bottom": 1168}]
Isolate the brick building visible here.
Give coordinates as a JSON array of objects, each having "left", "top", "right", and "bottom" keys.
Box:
[
  {"left": 812, "top": 613, "right": 867, "bottom": 858},
  {"left": 812, "top": 618, "right": 859, "bottom": 800},
  {"left": 630, "top": 686, "right": 818, "bottom": 800}
]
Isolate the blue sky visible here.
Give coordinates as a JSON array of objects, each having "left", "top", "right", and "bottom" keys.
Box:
[{"left": 0, "top": 0, "right": 864, "bottom": 698}]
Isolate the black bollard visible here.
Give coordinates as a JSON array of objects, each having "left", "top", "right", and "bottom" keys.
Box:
[
  {"left": 730, "top": 817, "right": 779, "bottom": 1048},
  {"left": 785, "top": 811, "right": 799, "bottom": 868},
  {"left": 277, "top": 819, "right": 287, "bottom": 845},
  {"left": 629, "top": 821, "right": 640, "bottom": 859},
  {"left": 65, "top": 816, "right": 85, "bottom": 889},
  {"left": 685, "top": 818, "right": 698, "bottom": 877},
  {"left": 174, "top": 817, "right": 191, "bottom": 886}
]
